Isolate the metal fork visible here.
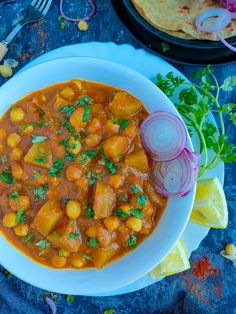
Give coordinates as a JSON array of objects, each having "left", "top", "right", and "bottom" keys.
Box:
[{"left": 0, "top": 0, "right": 53, "bottom": 62}]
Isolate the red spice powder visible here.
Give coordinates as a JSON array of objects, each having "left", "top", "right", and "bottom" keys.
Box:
[{"left": 192, "top": 256, "right": 219, "bottom": 280}]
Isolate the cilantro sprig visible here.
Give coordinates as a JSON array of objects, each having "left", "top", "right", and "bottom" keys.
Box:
[{"left": 156, "top": 66, "right": 236, "bottom": 176}]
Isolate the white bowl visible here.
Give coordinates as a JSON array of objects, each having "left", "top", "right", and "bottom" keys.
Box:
[{"left": 0, "top": 57, "right": 195, "bottom": 295}]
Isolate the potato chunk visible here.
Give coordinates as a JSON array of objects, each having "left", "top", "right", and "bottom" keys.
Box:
[
  {"left": 31, "top": 200, "right": 63, "bottom": 236},
  {"left": 69, "top": 107, "right": 87, "bottom": 131},
  {"left": 47, "top": 220, "right": 81, "bottom": 253},
  {"left": 103, "top": 135, "right": 129, "bottom": 161},
  {"left": 93, "top": 182, "right": 116, "bottom": 219},
  {"left": 109, "top": 91, "right": 143, "bottom": 118},
  {"left": 125, "top": 149, "right": 149, "bottom": 173},
  {"left": 92, "top": 243, "right": 120, "bottom": 268},
  {"left": 143, "top": 181, "right": 168, "bottom": 209},
  {"left": 24, "top": 142, "right": 52, "bottom": 169}
]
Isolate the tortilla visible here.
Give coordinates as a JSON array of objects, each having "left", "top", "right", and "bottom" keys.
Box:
[{"left": 131, "top": 0, "right": 236, "bottom": 41}]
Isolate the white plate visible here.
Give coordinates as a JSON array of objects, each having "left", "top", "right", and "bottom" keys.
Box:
[{"left": 1, "top": 43, "right": 224, "bottom": 296}]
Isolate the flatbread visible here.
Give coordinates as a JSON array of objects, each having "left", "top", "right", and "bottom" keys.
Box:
[{"left": 131, "top": 0, "right": 236, "bottom": 41}]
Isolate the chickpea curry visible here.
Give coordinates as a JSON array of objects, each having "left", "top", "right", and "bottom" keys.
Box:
[{"left": 0, "top": 79, "right": 168, "bottom": 269}]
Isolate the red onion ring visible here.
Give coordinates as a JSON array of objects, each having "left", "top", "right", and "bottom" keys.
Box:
[
  {"left": 140, "top": 111, "right": 187, "bottom": 162},
  {"left": 220, "top": 0, "right": 236, "bottom": 12},
  {"left": 195, "top": 8, "right": 236, "bottom": 51},
  {"left": 45, "top": 297, "right": 57, "bottom": 314},
  {"left": 59, "top": 0, "right": 96, "bottom": 22},
  {"left": 152, "top": 147, "right": 199, "bottom": 197}
]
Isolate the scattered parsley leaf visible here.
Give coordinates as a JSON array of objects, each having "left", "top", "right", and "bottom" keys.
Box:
[
  {"left": 67, "top": 231, "right": 80, "bottom": 240},
  {"left": 1, "top": 155, "right": 7, "bottom": 164},
  {"left": 118, "top": 119, "right": 129, "bottom": 130},
  {"left": 136, "top": 194, "right": 147, "bottom": 209},
  {"left": 82, "top": 105, "right": 92, "bottom": 122},
  {"left": 0, "top": 169, "right": 16, "bottom": 184},
  {"left": 33, "top": 184, "right": 48, "bottom": 200},
  {"left": 87, "top": 237, "right": 99, "bottom": 248},
  {"left": 53, "top": 231, "right": 61, "bottom": 238},
  {"left": 126, "top": 234, "right": 137, "bottom": 248},
  {"left": 65, "top": 152, "right": 77, "bottom": 161},
  {"left": 47, "top": 159, "right": 64, "bottom": 177},
  {"left": 9, "top": 191, "right": 19, "bottom": 203},
  {"left": 32, "top": 135, "right": 48, "bottom": 144},
  {"left": 114, "top": 208, "right": 129, "bottom": 218},
  {"left": 60, "top": 105, "right": 76, "bottom": 119},
  {"left": 82, "top": 253, "right": 93, "bottom": 261},
  {"left": 130, "top": 184, "right": 143, "bottom": 194},
  {"left": 86, "top": 171, "right": 100, "bottom": 185},
  {"left": 86, "top": 150, "right": 97, "bottom": 158},
  {"left": 161, "top": 42, "right": 170, "bottom": 52},
  {"left": 100, "top": 147, "right": 117, "bottom": 175},
  {"left": 76, "top": 95, "right": 92, "bottom": 106},
  {"left": 221, "top": 75, "right": 236, "bottom": 91},
  {"left": 62, "top": 197, "right": 69, "bottom": 205},
  {"left": 103, "top": 309, "right": 116, "bottom": 314},
  {"left": 22, "top": 232, "right": 35, "bottom": 244},
  {"left": 32, "top": 171, "right": 40, "bottom": 178},
  {"left": 66, "top": 295, "right": 75, "bottom": 302},
  {"left": 34, "top": 155, "right": 46, "bottom": 164},
  {"left": 85, "top": 203, "right": 94, "bottom": 218},
  {"left": 15, "top": 208, "right": 26, "bottom": 224},
  {"left": 35, "top": 239, "right": 51, "bottom": 249},
  {"left": 129, "top": 209, "right": 144, "bottom": 220}
]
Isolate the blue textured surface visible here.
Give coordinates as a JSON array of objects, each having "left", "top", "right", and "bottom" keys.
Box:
[{"left": 0, "top": 1, "right": 235, "bottom": 313}]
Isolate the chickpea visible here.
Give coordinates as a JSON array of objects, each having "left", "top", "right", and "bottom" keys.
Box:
[
  {"left": 70, "top": 254, "right": 86, "bottom": 269},
  {"left": 60, "top": 249, "right": 70, "bottom": 258},
  {"left": 225, "top": 244, "right": 236, "bottom": 257},
  {"left": 14, "top": 224, "right": 29, "bottom": 237},
  {"left": 66, "top": 200, "right": 81, "bottom": 219},
  {"left": 85, "top": 133, "right": 102, "bottom": 147},
  {"left": 3, "top": 212, "right": 17, "bottom": 228},
  {"left": 70, "top": 107, "right": 87, "bottom": 130},
  {"left": 0, "top": 128, "right": 7, "bottom": 140},
  {"left": 104, "top": 216, "right": 120, "bottom": 232},
  {"left": 108, "top": 174, "right": 125, "bottom": 189},
  {"left": 67, "top": 136, "right": 81, "bottom": 155},
  {"left": 10, "top": 147, "right": 23, "bottom": 161},
  {"left": 60, "top": 86, "right": 75, "bottom": 101},
  {"left": 9, "top": 195, "right": 30, "bottom": 211},
  {"left": 66, "top": 165, "right": 82, "bottom": 181},
  {"left": 11, "top": 162, "right": 23, "bottom": 180},
  {"left": 126, "top": 217, "right": 142, "bottom": 232},
  {"left": 22, "top": 125, "right": 34, "bottom": 135},
  {"left": 7, "top": 133, "right": 21, "bottom": 148},
  {"left": 10, "top": 107, "right": 25, "bottom": 122},
  {"left": 119, "top": 203, "right": 132, "bottom": 214},
  {"left": 50, "top": 255, "right": 67, "bottom": 268},
  {"left": 88, "top": 118, "right": 101, "bottom": 134}
]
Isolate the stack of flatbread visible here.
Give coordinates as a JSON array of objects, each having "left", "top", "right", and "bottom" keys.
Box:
[{"left": 131, "top": 0, "right": 236, "bottom": 41}]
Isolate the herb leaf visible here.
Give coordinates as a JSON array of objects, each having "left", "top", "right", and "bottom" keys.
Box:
[
  {"left": 0, "top": 169, "right": 16, "bottom": 184},
  {"left": 15, "top": 208, "right": 26, "bottom": 224},
  {"left": 100, "top": 147, "right": 117, "bottom": 175},
  {"left": 9, "top": 191, "right": 19, "bottom": 203},
  {"left": 118, "top": 119, "right": 129, "bottom": 130},
  {"left": 34, "top": 155, "right": 46, "bottom": 164},
  {"left": 47, "top": 159, "right": 64, "bottom": 177},
  {"left": 32, "top": 171, "right": 40, "bottom": 178},
  {"left": 82, "top": 105, "right": 92, "bottom": 122},
  {"left": 33, "top": 184, "right": 48, "bottom": 200},
  {"left": 35, "top": 239, "right": 51, "bottom": 249},
  {"left": 85, "top": 203, "right": 94, "bottom": 218},
  {"left": 114, "top": 208, "right": 129, "bottom": 218},
  {"left": 67, "top": 231, "right": 80, "bottom": 240},
  {"left": 87, "top": 237, "right": 99, "bottom": 248},
  {"left": 65, "top": 152, "right": 77, "bottom": 161},
  {"left": 136, "top": 194, "right": 147, "bottom": 209},
  {"left": 126, "top": 234, "right": 137, "bottom": 248},
  {"left": 23, "top": 232, "right": 35, "bottom": 244},
  {"left": 32, "top": 135, "right": 48, "bottom": 144},
  {"left": 129, "top": 209, "right": 144, "bottom": 220}
]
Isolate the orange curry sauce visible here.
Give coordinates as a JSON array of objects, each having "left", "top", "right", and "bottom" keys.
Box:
[{"left": 0, "top": 79, "right": 167, "bottom": 269}]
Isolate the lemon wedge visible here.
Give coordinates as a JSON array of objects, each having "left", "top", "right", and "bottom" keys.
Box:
[
  {"left": 190, "top": 177, "right": 228, "bottom": 229},
  {"left": 149, "top": 241, "right": 190, "bottom": 279}
]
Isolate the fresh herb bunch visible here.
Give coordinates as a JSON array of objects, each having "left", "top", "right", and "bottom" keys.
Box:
[{"left": 156, "top": 65, "right": 236, "bottom": 177}]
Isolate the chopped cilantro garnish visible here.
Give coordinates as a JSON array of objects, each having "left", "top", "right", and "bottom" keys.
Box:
[
  {"left": 22, "top": 232, "right": 35, "bottom": 244},
  {"left": 86, "top": 171, "right": 100, "bottom": 185},
  {"left": 15, "top": 208, "right": 26, "bottom": 225},
  {"left": 9, "top": 191, "right": 19, "bottom": 203},
  {"left": 82, "top": 253, "right": 93, "bottom": 261},
  {"left": 33, "top": 184, "right": 48, "bottom": 200},
  {"left": 38, "top": 250, "right": 45, "bottom": 256},
  {"left": 85, "top": 203, "right": 94, "bottom": 218},
  {"left": 86, "top": 150, "right": 97, "bottom": 158},
  {"left": 32, "top": 171, "right": 40, "bottom": 178},
  {"left": 67, "top": 231, "right": 80, "bottom": 240},
  {"left": 104, "top": 309, "right": 116, "bottom": 314},
  {"left": 118, "top": 192, "right": 128, "bottom": 202},
  {"left": 34, "top": 155, "right": 46, "bottom": 164},
  {"left": 114, "top": 208, "right": 129, "bottom": 218},
  {"left": 76, "top": 95, "right": 92, "bottom": 106},
  {"left": 100, "top": 147, "right": 117, "bottom": 175},
  {"left": 4, "top": 270, "right": 13, "bottom": 279},
  {"left": 161, "top": 42, "right": 170, "bottom": 52},
  {"left": 31, "top": 135, "right": 48, "bottom": 144},
  {"left": 0, "top": 169, "right": 16, "bottom": 184},
  {"left": 35, "top": 239, "right": 51, "bottom": 249},
  {"left": 66, "top": 295, "right": 75, "bottom": 302},
  {"left": 60, "top": 105, "right": 76, "bottom": 119},
  {"left": 65, "top": 152, "right": 77, "bottom": 161},
  {"left": 63, "top": 120, "right": 74, "bottom": 133},
  {"left": 60, "top": 21, "right": 66, "bottom": 29},
  {"left": 58, "top": 248, "right": 63, "bottom": 257},
  {"left": 136, "top": 194, "right": 147, "bottom": 208},
  {"left": 62, "top": 197, "right": 69, "bottom": 205},
  {"left": 1, "top": 155, "right": 7, "bottom": 164},
  {"left": 82, "top": 105, "right": 92, "bottom": 122},
  {"left": 130, "top": 184, "right": 143, "bottom": 194},
  {"left": 118, "top": 119, "right": 129, "bottom": 130},
  {"left": 87, "top": 237, "right": 99, "bottom": 248},
  {"left": 126, "top": 234, "right": 137, "bottom": 248},
  {"left": 79, "top": 152, "right": 88, "bottom": 165},
  {"left": 47, "top": 159, "right": 64, "bottom": 177},
  {"left": 55, "top": 129, "right": 62, "bottom": 135},
  {"left": 129, "top": 209, "right": 144, "bottom": 220}
]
